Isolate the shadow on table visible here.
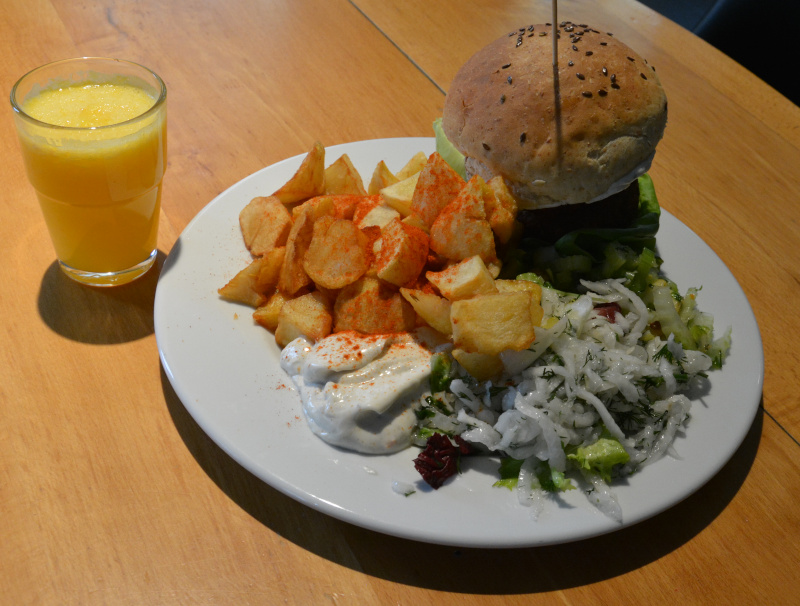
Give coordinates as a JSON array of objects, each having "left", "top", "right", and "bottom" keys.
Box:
[
  {"left": 163, "top": 369, "right": 762, "bottom": 593},
  {"left": 37, "top": 251, "right": 166, "bottom": 344}
]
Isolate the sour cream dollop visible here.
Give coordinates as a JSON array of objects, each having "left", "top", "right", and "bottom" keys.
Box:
[{"left": 280, "top": 328, "right": 444, "bottom": 454}]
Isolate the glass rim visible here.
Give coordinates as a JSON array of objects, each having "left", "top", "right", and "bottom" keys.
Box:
[{"left": 10, "top": 56, "right": 167, "bottom": 132}]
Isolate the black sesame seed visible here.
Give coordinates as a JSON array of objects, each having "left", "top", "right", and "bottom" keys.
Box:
[
  {"left": 627, "top": 56, "right": 635, "bottom": 62},
  {"left": 582, "top": 91, "right": 593, "bottom": 97},
  {"left": 516, "top": 37, "right": 523, "bottom": 47},
  {"left": 585, "top": 51, "right": 593, "bottom": 56},
  {"left": 579, "top": 23, "right": 587, "bottom": 27},
  {"left": 607, "top": 32, "right": 614, "bottom": 36},
  {"left": 610, "top": 73, "right": 616, "bottom": 82},
  {"left": 576, "top": 73, "right": 585, "bottom": 80},
  {"left": 568, "top": 60, "right": 574, "bottom": 66},
  {"left": 640, "top": 73, "right": 647, "bottom": 80},
  {"left": 520, "top": 133, "right": 527, "bottom": 144},
  {"left": 565, "top": 25, "right": 574, "bottom": 32},
  {"left": 539, "top": 31, "right": 547, "bottom": 36},
  {"left": 572, "top": 44, "right": 578, "bottom": 51},
  {"left": 500, "top": 94, "right": 506, "bottom": 104},
  {"left": 611, "top": 82, "right": 620, "bottom": 89},
  {"left": 507, "top": 76, "right": 513, "bottom": 84},
  {"left": 600, "top": 42, "right": 608, "bottom": 46},
  {"left": 598, "top": 89, "right": 608, "bottom": 96},
  {"left": 602, "top": 67, "right": 608, "bottom": 76},
  {"left": 483, "top": 143, "right": 491, "bottom": 151},
  {"left": 528, "top": 25, "right": 534, "bottom": 31},
  {"left": 502, "top": 63, "right": 511, "bottom": 69},
  {"left": 519, "top": 27, "right": 526, "bottom": 32}
]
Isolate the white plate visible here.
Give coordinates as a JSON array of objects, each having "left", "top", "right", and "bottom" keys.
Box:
[{"left": 154, "top": 138, "right": 763, "bottom": 548}]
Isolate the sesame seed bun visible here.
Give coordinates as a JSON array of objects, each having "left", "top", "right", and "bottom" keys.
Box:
[{"left": 442, "top": 22, "right": 668, "bottom": 210}]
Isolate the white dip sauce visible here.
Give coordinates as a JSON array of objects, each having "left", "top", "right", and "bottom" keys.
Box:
[{"left": 280, "top": 328, "right": 443, "bottom": 454}]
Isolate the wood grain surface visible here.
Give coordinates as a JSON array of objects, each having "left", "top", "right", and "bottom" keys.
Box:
[{"left": 2, "top": 1, "right": 798, "bottom": 604}]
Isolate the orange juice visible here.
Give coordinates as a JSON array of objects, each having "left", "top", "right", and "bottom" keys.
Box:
[{"left": 11, "top": 58, "right": 167, "bottom": 286}]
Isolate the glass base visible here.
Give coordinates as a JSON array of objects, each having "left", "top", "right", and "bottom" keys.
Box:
[{"left": 59, "top": 249, "right": 157, "bottom": 287}]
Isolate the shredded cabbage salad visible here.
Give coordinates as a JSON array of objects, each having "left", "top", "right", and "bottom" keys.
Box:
[{"left": 415, "top": 273, "right": 730, "bottom": 521}]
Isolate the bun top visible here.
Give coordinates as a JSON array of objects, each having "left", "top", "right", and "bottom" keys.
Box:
[{"left": 442, "top": 22, "right": 668, "bottom": 209}]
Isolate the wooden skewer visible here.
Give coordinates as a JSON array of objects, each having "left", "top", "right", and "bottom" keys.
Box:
[
  {"left": 552, "top": 0, "right": 558, "bottom": 68},
  {"left": 552, "top": 0, "right": 563, "bottom": 170}
]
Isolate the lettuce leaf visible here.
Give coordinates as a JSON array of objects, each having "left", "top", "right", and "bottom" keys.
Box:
[
  {"left": 535, "top": 462, "right": 576, "bottom": 493},
  {"left": 553, "top": 173, "right": 661, "bottom": 260},
  {"left": 515, "top": 175, "right": 662, "bottom": 291},
  {"left": 429, "top": 352, "right": 452, "bottom": 393},
  {"left": 493, "top": 457, "right": 576, "bottom": 492},
  {"left": 567, "top": 437, "right": 630, "bottom": 483},
  {"left": 433, "top": 117, "right": 466, "bottom": 180},
  {"left": 493, "top": 457, "right": 523, "bottom": 490}
]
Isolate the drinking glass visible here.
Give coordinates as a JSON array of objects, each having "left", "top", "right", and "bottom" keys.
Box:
[{"left": 11, "top": 57, "right": 167, "bottom": 286}]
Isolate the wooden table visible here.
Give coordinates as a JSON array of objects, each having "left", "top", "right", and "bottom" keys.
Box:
[{"left": 3, "top": 1, "right": 799, "bottom": 603}]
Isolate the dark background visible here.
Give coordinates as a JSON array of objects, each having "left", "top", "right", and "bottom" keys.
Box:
[{"left": 641, "top": 0, "right": 798, "bottom": 105}]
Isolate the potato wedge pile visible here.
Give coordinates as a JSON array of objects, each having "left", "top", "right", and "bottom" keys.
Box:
[{"left": 219, "top": 141, "right": 543, "bottom": 380}]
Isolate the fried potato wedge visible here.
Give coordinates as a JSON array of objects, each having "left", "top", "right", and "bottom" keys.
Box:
[
  {"left": 254, "top": 246, "right": 286, "bottom": 294},
  {"left": 358, "top": 204, "right": 401, "bottom": 229},
  {"left": 494, "top": 279, "right": 542, "bottom": 301},
  {"left": 452, "top": 348, "right": 504, "bottom": 382},
  {"left": 333, "top": 277, "right": 415, "bottom": 334},
  {"left": 328, "top": 194, "right": 363, "bottom": 220},
  {"left": 239, "top": 196, "right": 293, "bottom": 256},
  {"left": 374, "top": 218, "right": 429, "bottom": 287},
  {"left": 494, "top": 279, "right": 544, "bottom": 325},
  {"left": 368, "top": 160, "right": 399, "bottom": 195},
  {"left": 380, "top": 172, "right": 419, "bottom": 216},
  {"left": 429, "top": 175, "right": 496, "bottom": 263},
  {"left": 253, "top": 290, "right": 290, "bottom": 332},
  {"left": 486, "top": 260, "right": 503, "bottom": 279},
  {"left": 275, "top": 291, "right": 333, "bottom": 347},
  {"left": 400, "top": 288, "right": 451, "bottom": 335},
  {"left": 218, "top": 257, "right": 268, "bottom": 308},
  {"left": 359, "top": 225, "right": 382, "bottom": 276},
  {"left": 352, "top": 196, "right": 401, "bottom": 229},
  {"left": 278, "top": 196, "right": 335, "bottom": 295},
  {"left": 396, "top": 151, "right": 428, "bottom": 180},
  {"left": 272, "top": 141, "right": 326, "bottom": 204},
  {"left": 451, "top": 292, "right": 537, "bottom": 355},
  {"left": 410, "top": 152, "right": 465, "bottom": 227},
  {"left": 324, "top": 154, "right": 367, "bottom": 196},
  {"left": 425, "top": 255, "right": 497, "bottom": 301},
  {"left": 484, "top": 176, "right": 519, "bottom": 244},
  {"left": 303, "top": 217, "right": 369, "bottom": 289},
  {"left": 401, "top": 213, "right": 429, "bottom": 234}
]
